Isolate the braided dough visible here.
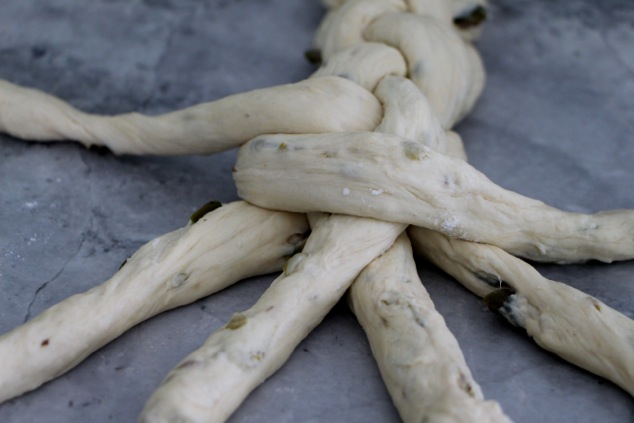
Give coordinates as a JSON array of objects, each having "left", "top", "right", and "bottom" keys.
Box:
[
  {"left": 314, "top": 0, "right": 407, "bottom": 60},
  {"left": 0, "top": 1, "right": 632, "bottom": 422},
  {"left": 139, "top": 55, "right": 433, "bottom": 423},
  {"left": 311, "top": 42, "right": 407, "bottom": 91},
  {"left": 364, "top": 12, "right": 485, "bottom": 127}
]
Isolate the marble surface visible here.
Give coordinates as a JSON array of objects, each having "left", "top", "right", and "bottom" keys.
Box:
[{"left": 1, "top": 1, "right": 633, "bottom": 422}]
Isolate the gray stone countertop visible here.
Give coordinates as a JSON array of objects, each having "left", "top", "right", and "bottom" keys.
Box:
[{"left": 0, "top": 1, "right": 633, "bottom": 422}]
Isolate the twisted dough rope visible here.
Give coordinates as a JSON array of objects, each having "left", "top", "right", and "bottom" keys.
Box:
[
  {"left": 349, "top": 234, "right": 511, "bottom": 422},
  {"left": 0, "top": 77, "right": 381, "bottom": 155},
  {"left": 0, "top": 0, "right": 628, "bottom": 422},
  {"left": 234, "top": 131, "right": 634, "bottom": 264},
  {"left": 408, "top": 226, "right": 634, "bottom": 397},
  {"left": 0, "top": 202, "right": 309, "bottom": 403}
]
